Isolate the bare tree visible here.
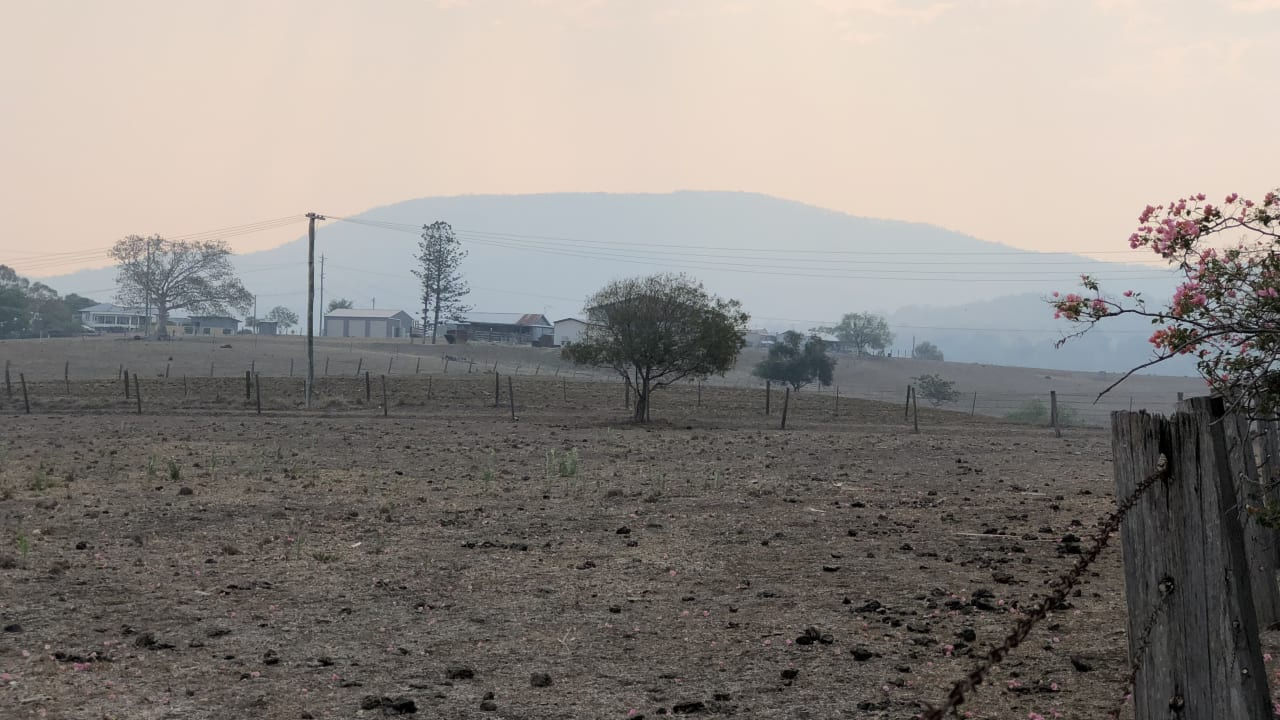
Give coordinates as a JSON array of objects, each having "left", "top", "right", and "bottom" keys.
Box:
[
  {"left": 110, "top": 235, "right": 253, "bottom": 338},
  {"left": 412, "top": 221, "right": 471, "bottom": 344}
]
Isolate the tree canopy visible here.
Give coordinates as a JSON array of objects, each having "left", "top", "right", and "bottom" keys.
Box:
[
  {"left": 753, "top": 330, "right": 836, "bottom": 391},
  {"left": 914, "top": 340, "right": 944, "bottom": 361},
  {"left": 110, "top": 235, "right": 253, "bottom": 338},
  {"left": 413, "top": 221, "right": 471, "bottom": 344},
  {"left": 0, "top": 264, "right": 94, "bottom": 338},
  {"left": 327, "top": 298, "right": 353, "bottom": 313},
  {"left": 1052, "top": 188, "right": 1280, "bottom": 415},
  {"left": 814, "top": 312, "right": 894, "bottom": 356},
  {"left": 264, "top": 305, "right": 299, "bottom": 331},
  {"left": 562, "top": 273, "right": 750, "bottom": 422}
]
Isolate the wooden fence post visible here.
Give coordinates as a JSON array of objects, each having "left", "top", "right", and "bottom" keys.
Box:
[
  {"left": 5, "top": 359, "right": 11, "bottom": 397},
  {"left": 912, "top": 386, "right": 919, "bottom": 433},
  {"left": 388, "top": 357, "right": 393, "bottom": 374},
  {"left": 134, "top": 374, "right": 142, "bottom": 415},
  {"left": 444, "top": 357, "right": 450, "bottom": 373},
  {"left": 508, "top": 377, "right": 516, "bottom": 421},
  {"left": 427, "top": 376, "right": 433, "bottom": 402},
  {"left": 416, "top": 357, "right": 421, "bottom": 375},
  {"left": 64, "top": 360, "right": 69, "bottom": 394},
  {"left": 833, "top": 386, "right": 838, "bottom": 416},
  {"left": 289, "top": 358, "right": 294, "bottom": 377},
  {"left": 382, "top": 375, "right": 388, "bottom": 417},
  {"left": 355, "top": 358, "right": 363, "bottom": 377},
  {"left": 210, "top": 360, "right": 215, "bottom": 377},
  {"left": 780, "top": 387, "right": 790, "bottom": 430},
  {"left": 165, "top": 361, "right": 171, "bottom": 379},
  {"left": 1051, "top": 390, "right": 1061, "bottom": 438},
  {"left": 971, "top": 391, "right": 977, "bottom": 416},
  {"left": 245, "top": 370, "right": 252, "bottom": 400},
  {"left": 324, "top": 356, "right": 330, "bottom": 376},
  {"left": 904, "top": 386, "right": 911, "bottom": 421},
  {"left": 1221, "top": 409, "right": 1280, "bottom": 627},
  {"left": 255, "top": 374, "right": 262, "bottom": 415},
  {"left": 19, "top": 373, "right": 29, "bottom": 414},
  {"left": 124, "top": 370, "right": 130, "bottom": 399},
  {"left": 183, "top": 375, "right": 188, "bottom": 398},
  {"left": 1111, "top": 397, "right": 1271, "bottom": 720},
  {"left": 494, "top": 371, "right": 501, "bottom": 407},
  {"left": 365, "top": 371, "right": 371, "bottom": 402},
  {"left": 562, "top": 378, "right": 567, "bottom": 403},
  {"left": 765, "top": 380, "right": 771, "bottom": 415}
]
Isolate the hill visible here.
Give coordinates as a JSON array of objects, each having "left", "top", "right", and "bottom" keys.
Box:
[{"left": 38, "top": 191, "right": 1180, "bottom": 373}]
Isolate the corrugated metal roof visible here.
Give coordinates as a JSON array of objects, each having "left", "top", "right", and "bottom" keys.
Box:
[
  {"left": 326, "top": 308, "right": 412, "bottom": 319},
  {"left": 459, "top": 312, "right": 552, "bottom": 328}
]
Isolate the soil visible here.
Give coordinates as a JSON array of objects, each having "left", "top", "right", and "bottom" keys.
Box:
[{"left": 1, "top": 372, "right": 1170, "bottom": 720}]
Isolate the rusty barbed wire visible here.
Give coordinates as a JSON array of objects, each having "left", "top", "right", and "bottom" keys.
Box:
[
  {"left": 919, "top": 455, "right": 1170, "bottom": 720},
  {"left": 1107, "top": 576, "right": 1174, "bottom": 719}
]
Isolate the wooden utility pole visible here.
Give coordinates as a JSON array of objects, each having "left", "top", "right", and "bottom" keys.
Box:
[{"left": 305, "top": 212, "right": 326, "bottom": 408}]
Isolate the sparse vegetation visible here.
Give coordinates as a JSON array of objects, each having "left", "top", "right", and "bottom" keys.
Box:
[
  {"left": 913, "top": 373, "right": 962, "bottom": 406},
  {"left": 913, "top": 341, "right": 944, "bottom": 361},
  {"left": 753, "top": 330, "right": 835, "bottom": 391}
]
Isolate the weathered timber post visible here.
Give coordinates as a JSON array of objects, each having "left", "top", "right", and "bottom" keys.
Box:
[
  {"left": 1219, "top": 408, "right": 1280, "bottom": 627},
  {"left": 444, "top": 357, "right": 450, "bottom": 373},
  {"left": 19, "top": 373, "right": 29, "bottom": 414},
  {"left": 508, "top": 376, "right": 516, "bottom": 420},
  {"left": 911, "top": 386, "right": 919, "bottom": 433},
  {"left": 1112, "top": 397, "right": 1271, "bottom": 720},
  {"left": 134, "top": 374, "right": 142, "bottom": 414},
  {"left": 388, "top": 357, "right": 393, "bottom": 374},
  {"left": 364, "top": 371, "right": 371, "bottom": 402},
  {"left": 5, "top": 359, "right": 12, "bottom": 397},
  {"left": 290, "top": 358, "right": 294, "bottom": 377},
  {"left": 255, "top": 374, "right": 262, "bottom": 415},
  {"left": 245, "top": 370, "right": 252, "bottom": 400},
  {"left": 416, "top": 357, "right": 421, "bottom": 375},
  {"left": 324, "top": 356, "right": 330, "bottom": 375},
  {"left": 494, "top": 371, "right": 501, "bottom": 407},
  {"left": 64, "top": 360, "right": 69, "bottom": 393},
  {"left": 971, "top": 391, "right": 977, "bottom": 416},
  {"left": 1050, "top": 390, "right": 1061, "bottom": 438},
  {"left": 780, "top": 387, "right": 790, "bottom": 430},
  {"left": 165, "top": 361, "right": 171, "bottom": 379},
  {"left": 124, "top": 370, "right": 130, "bottom": 399},
  {"left": 355, "top": 358, "right": 363, "bottom": 377},
  {"left": 904, "top": 385, "right": 911, "bottom": 421},
  {"left": 382, "top": 375, "right": 388, "bottom": 417},
  {"left": 765, "top": 380, "right": 771, "bottom": 415}
]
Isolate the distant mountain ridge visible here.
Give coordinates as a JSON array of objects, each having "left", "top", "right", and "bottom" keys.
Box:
[{"left": 38, "top": 191, "right": 1184, "bottom": 374}]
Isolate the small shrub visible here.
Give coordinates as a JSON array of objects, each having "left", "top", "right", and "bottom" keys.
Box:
[
  {"left": 913, "top": 374, "right": 961, "bottom": 406},
  {"left": 167, "top": 460, "right": 181, "bottom": 483}
]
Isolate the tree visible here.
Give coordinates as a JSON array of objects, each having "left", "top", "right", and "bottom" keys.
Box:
[
  {"left": 327, "top": 298, "right": 353, "bottom": 313},
  {"left": 753, "top": 330, "right": 836, "bottom": 391},
  {"left": 913, "top": 373, "right": 961, "bottom": 406},
  {"left": 110, "top": 235, "right": 253, "bottom": 339},
  {"left": 412, "top": 221, "right": 471, "bottom": 344},
  {"left": 264, "top": 305, "right": 299, "bottom": 331},
  {"left": 0, "top": 264, "right": 95, "bottom": 338},
  {"left": 814, "top": 312, "right": 894, "bottom": 356},
  {"left": 1052, "top": 188, "right": 1280, "bottom": 415},
  {"left": 562, "top": 273, "right": 750, "bottom": 422},
  {"left": 914, "top": 340, "right": 944, "bottom": 361}
]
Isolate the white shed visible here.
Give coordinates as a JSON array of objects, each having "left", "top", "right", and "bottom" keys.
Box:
[
  {"left": 554, "top": 318, "right": 591, "bottom": 346},
  {"left": 324, "top": 308, "right": 415, "bottom": 338}
]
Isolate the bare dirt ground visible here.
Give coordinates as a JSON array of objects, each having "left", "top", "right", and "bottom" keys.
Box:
[{"left": 1, "top": 365, "right": 1184, "bottom": 720}]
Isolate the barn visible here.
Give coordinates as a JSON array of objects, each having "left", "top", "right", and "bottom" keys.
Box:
[{"left": 324, "top": 308, "right": 415, "bottom": 338}]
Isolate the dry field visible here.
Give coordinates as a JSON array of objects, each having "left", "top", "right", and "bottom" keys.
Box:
[{"left": 1, "top": 337, "right": 1264, "bottom": 720}]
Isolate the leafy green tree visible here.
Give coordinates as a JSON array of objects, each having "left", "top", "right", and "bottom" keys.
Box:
[
  {"left": 110, "top": 235, "right": 253, "bottom": 339},
  {"left": 264, "top": 305, "right": 299, "bottom": 331},
  {"left": 412, "top": 221, "right": 471, "bottom": 344},
  {"left": 815, "top": 312, "right": 894, "bottom": 356},
  {"left": 753, "top": 330, "right": 836, "bottom": 391},
  {"left": 327, "top": 298, "right": 353, "bottom": 313},
  {"left": 913, "top": 340, "right": 944, "bottom": 361},
  {"left": 0, "top": 265, "right": 94, "bottom": 337},
  {"left": 913, "top": 373, "right": 961, "bottom": 406},
  {"left": 563, "top": 273, "right": 750, "bottom": 422}
]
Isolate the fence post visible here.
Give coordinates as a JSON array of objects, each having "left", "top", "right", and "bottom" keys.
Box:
[
  {"left": 124, "top": 370, "right": 131, "bottom": 399},
  {"left": 324, "top": 356, "right": 330, "bottom": 376},
  {"left": 165, "top": 361, "right": 171, "bottom": 379},
  {"left": 255, "top": 374, "right": 262, "bottom": 415},
  {"left": 19, "top": 373, "right": 29, "bottom": 414},
  {"left": 5, "top": 359, "right": 11, "bottom": 397},
  {"left": 444, "top": 357, "right": 450, "bottom": 373},
  {"left": 355, "top": 358, "right": 363, "bottom": 377},
  {"left": 494, "top": 371, "right": 501, "bottom": 407},
  {"left": 904, "top": 386, "right": 911, "bottom": 421},
  {"left": 245, "top": 370, "right": 252, "bottom": 400},
  {"left": 1050, "top": 390, "right": 1061, "bottom": 438},
  {"left": 508, "top": 377, "right": 516, "bottom": 420},
  {"left": 765, "top": 380, "right": 771, "bottom": 415},
  {"left": 562, "top": 378, "right": 567, "bottom": 403},
  {"left": 1220, "top": 409, "right": 1280, "bottom": 627},
  {"left": 833, "top": 386, "right": 838, "bottom": 416},
  {"left": 210, "top": 360, "right": 214, "bottom": 377},
  {"left": 64, "top": 360, "right": 70, "bottom": 393},
  {"left": 416, "top": 357, "right": 421, "bottom": 375},
  {"left": 1111, "top": 397, "right": 1271, "bottom": 720},
  {"left": 365, "top": 371, "right": 371, "bottom": 402},
  {"left": 971, "top": 391, "right": 977, "bottom": 416},
  {"left": 382, "top": 375, "right": 388, "bottom": 417},
  {"left": 427, "top": 376, "right": 433, "bottom": 402},
  {"left": 290, "top": 358, "right": 294, "bottom": 377},
  {"left": 388, "top": 357, "right": 393, "bottom": 374},
  {"left": 780, "top": 387, "right": 790, "bottom": 429},
  {"left": 912, "top": 386, "right": 919, "bottom": 433},
  {"left": 134, "top": 374, "right": 142, "bottom": 414}
]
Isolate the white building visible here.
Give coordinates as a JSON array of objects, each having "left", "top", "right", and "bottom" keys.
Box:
[
  {"left": 554, "top": 317, "right": 592, "bottom": 346},
  {"left": 324, "top": 308, "right": 415, "bottom": 338}
]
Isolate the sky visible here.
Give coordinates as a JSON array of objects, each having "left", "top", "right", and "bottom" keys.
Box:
[{"left": 2, "top": 0, "right": 1278, "bottom": 280}]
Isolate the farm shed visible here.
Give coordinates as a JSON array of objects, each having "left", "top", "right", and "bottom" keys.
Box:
[
  {"left": 554, "top": 318, "right": 592, "bottom": 346},
  {"left": 324, "top": 308, "right": 414, "bottom": 338},
  {"left": 447, "top": 313, "right": 554, "bottom": 345},
  {"left": 188, "top": 316, "right": 241, "bottom": 336}
]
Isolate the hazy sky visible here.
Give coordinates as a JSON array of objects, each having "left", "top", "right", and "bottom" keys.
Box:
[{"left": 3, "top": 0, "right": 1278, "bottom": 278}]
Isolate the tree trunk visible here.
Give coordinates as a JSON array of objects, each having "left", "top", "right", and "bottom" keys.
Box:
[
  {"left": 633, "top": 375, "right": 650, "bottom": 423},
  {"left": 156, "top": 303, "right": 169, "bottom": 339},
  {"left": 431, "top": 269, "right": 441, "bottom": 345}
]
